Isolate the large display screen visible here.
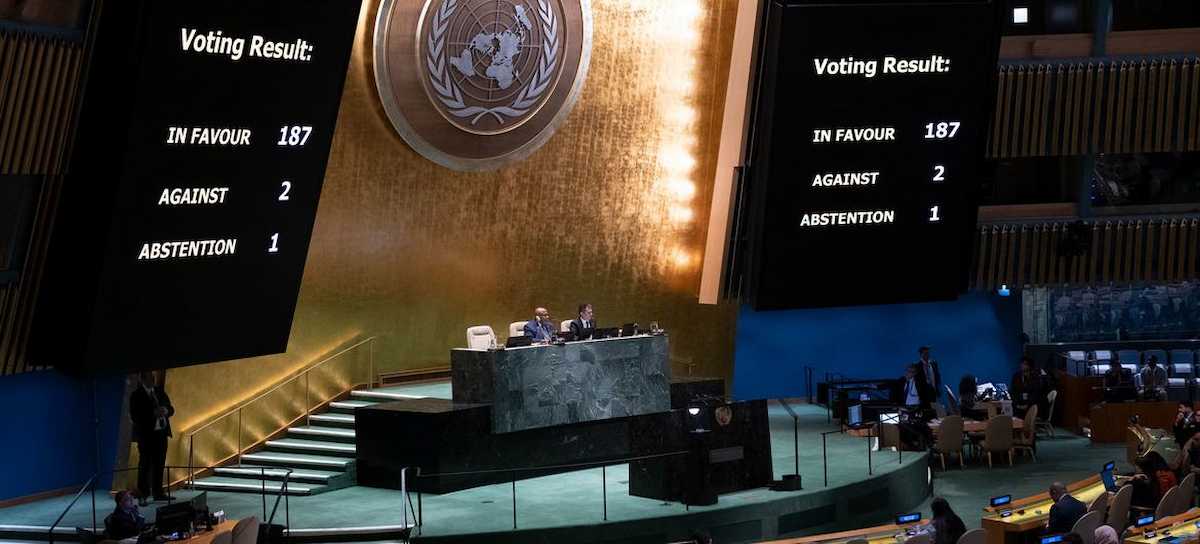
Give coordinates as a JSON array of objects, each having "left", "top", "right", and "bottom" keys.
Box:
[
  {"left": 747, "top": 0, "right": 999, "bottom": 310},
  {"left": 31, "top": 0, "right": 362, "bottom": 372}
]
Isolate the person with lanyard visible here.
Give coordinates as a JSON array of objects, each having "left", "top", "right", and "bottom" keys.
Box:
[
  {"left": 1011, "top": 356, "right": 1044, "bottom": 417},
  {"left": 901, "top": 364, "right": 922, "bottom": 409},
  {"left": 129, "top": 371, "right": 174, "bottom": 506},
  {"left": 1174, "top": 401, "right": 1197, "bottom": 446}
]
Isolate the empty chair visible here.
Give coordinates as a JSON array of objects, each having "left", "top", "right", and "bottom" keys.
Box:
[
  {"left": 1014, "top": 404, "right": 1038, "bottom": 462},
  {"left": 932, "top": 415, "right": 965, "bottom": 470},
  {"left": 465, "top": 325, "right": 496, "bottom": 350},
  {"left": 1037, "top": 390, "right": 1057, "bottom": 437},
  {"left": 1176, "top": 472, "right": 1196, "bottom": 513},
  {"left": 231, "top": 516, "right": 259, "bottom": 544},
  {"left": 508, "top": 321, "right": 526, "bottom": 338},
  {"left": 956, "top": 528, "right": 985, "bottom": 544},
  {"left": 1087, "top": 492, "right": 1109, "bottom": 515},
  {"left": 1094, "top": 350, "right": 1115, "bottom": 363},
  {"left": 944, "top": 385, "right": 960, "bottom": 415},
  {"left": 1089, "top": 362, "right": 1109, "bottom": 376},
  {"left": 1107, "top": 485, "right": 1132, "bottom": 530},
  {"left": 979, "top": 415, "right": 1014, "bottom": 468},
  {"left": 1171, "top": 349, "right": 1196, "bottom": 366},
  {"left": 1155, "top": 486, "right": 1180, "bottom": 520},
  {"left": 560, "top": 319, "right": 572, "bottom": 332},
  {"left": 1169, "top": 362, "right": 1193, "bottom": 388},
  {"left": 1071, "top": 510, "right": 1103, "bottom": 544}
]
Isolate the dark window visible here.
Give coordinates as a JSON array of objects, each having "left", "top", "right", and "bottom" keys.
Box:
[
  {"left": 983, "top": 156, "right": 1083, "bottom": 205},
  {"left": 1091, "top": 152, "right": 1200, "bottom": 209},
  {"left": 1113, "top": 0, "right": 1200, "bottom": 31}
]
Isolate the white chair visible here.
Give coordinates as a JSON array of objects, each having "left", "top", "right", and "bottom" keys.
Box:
[
  {"left": 956, "top": 528, "right": 985, "bottom": 544},
  {"left": 1037, "top": 390, "right": 1057, "bottom": 437},
  {"left": 1087, "top": 491, "right": 1109, "bottom": 515},
  {"left": 980, "top": 415, "right": 1014, "bottom": 468},
  {"left": 1175, "top": 472, "right": 1196, "bottom": 514},
  {"left": 560, "top": 319, "right": 572, "bottom": 332},
  {"left": 932, "top": 415, "right": 965, "bottom": 470},
  {"left": 1106, "top": 485, "right": 1132, "bottom": 530},
  {"left": 466, "top": 325, "right": 496, "bottom": 350},
  {"left": 1071, "top": 510, "right": 1102, "bottom": 544},
  {"left": 231, "top": 517, "right": 259, "bottom": 544},
  {"left": 508, "top": 321, "right": 526, "bottom": 338},
  {"left": 1155, "top": 486, "right": 1180, "bottom": 520}
]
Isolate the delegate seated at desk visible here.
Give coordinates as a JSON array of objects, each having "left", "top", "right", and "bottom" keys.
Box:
[
  {"left": 523, "top": 307, "right": 556, "bottom": 342},
  {"left": 104, "top": 490, "right": 146, "bottom": 541},
  {"left": 1140, "top": 356, "right": 1168, "bottom": 400},
  {"left": 568, "top": 303, "right": 596, "bottom": 340},
  {"left": 1104, "top": 361, "right": 1134, "bottom": 388},
  {"left": 1046, "top": 482, "right": 1086, "bottom": 534}
]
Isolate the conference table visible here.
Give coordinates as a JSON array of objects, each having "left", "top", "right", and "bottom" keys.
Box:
[
  {"left": 764, "top": 519, "right": 930, "bottom": 544},
  {"left": 980, "top": 475, "right": 1108, "bottom": 544},
  {"left": 929, "top": 417, "right": 1024, "bottom": 434},
  {"left": 1124, "top": 508, "right": 1200, "bottom": 544}
]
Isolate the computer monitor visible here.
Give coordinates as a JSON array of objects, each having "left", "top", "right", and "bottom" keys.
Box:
[
  {"left": 990, "top": 495, "right": 1012, "bottom": 508},
  {"left": 619, "top": 323, "right": 638, "bottom": 336},
  {"left": 155, "top": 492, "right": 208, "bottom": 537},
  {"left": 1040, "top": 535, "right": 1065, "bottom": 544},
  {"left": 1135, "top": 514, "right": 1156, "bottom": 527},
  {"left": 505, "top": 336, "right": 533, "bottom": 348},
  {"left": 848, "top": 404, "right": 863, "bottom": 427},
  {"left": 896, "top": 513, "right": 921, "bottom": 524}
]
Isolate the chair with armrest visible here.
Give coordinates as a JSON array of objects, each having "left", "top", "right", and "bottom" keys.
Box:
[
  {"left": 466, "top": 325, "right": 496, "bottom": 350},
  {"left": 231, "top": 517, "right": 259, "bottom": 544},
  {"left": 508, "top": 321, "right": 526, "bottom": 339},
  {"left": 1087, "top": 491, "right": 1109, "bottom": 515},
  {"left": 956, "top": 528, "right": 984, "bottom": 544},
  {"left": 560, "top": 319, "right": 572, "bottom": 332},
  {"left": 1155, "top": 486, "right": 1180, "bottom": 520},
  {"left": 979, "top": 415, "right": 1014, "bottom": 468},
  {"left": 1036, "top": 390, "right": 1057, "bottom": 437},
  {"left": 1013, "top": 404, "right": 1038, "bottom": 462},
  {"left": 1175, "top": 472, "right": 1196, "bottom": 514}
]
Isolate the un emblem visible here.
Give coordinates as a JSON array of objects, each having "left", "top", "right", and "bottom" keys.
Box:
[{"left": 373, "top": 0, "right": 592, "bottom": 171}]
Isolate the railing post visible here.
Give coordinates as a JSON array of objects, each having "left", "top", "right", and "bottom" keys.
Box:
[
  {"left": 238, "top": 410, "right": 243, "bottom": 460},
  {"left": 867, "top": 430, "right": 873, "bottom": 475},
  {"left": 188, "top": 435, "right": 194, "bottom": 487},
  {"left": 401, "top": 467, "right": 408, "bottom": 529},
  {"left": 822, "top": 433, "right": 828, "bottom": 487},
  {"left": 261, "top": 467, "right": 267, "bottom": 520},
  {"left": 602, "top": 464, "right": 608, "bottom": 521},
  {"left": 90, "top": 476, "right": 96, "bottom": 532},
  {"left": 305, "top": 372, "right": 311, "bottom": 427},
  {"left": 511, "top": 471, "right": 517, "bottom": 530},
  {"left": 369, "top": 337, "right": 375, "bottom": 387}
]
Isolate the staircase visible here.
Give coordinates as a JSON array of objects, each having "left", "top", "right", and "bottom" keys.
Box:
[{"left": 189, "top": 387, "right": 431, "bottom": 496}]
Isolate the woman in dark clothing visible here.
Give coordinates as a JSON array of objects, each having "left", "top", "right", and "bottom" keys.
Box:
[
  {"left": 958, "top": 375, "right": 988, "bottom": 420},
  {"left": 931, "top": 497, "right": 967, "bottom": 544},
  {"left": 1131, "top": 451, "right": 1178, "bottom": 509}
]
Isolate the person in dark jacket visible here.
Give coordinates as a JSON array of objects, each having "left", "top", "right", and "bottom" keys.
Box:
[
  {"left": 104, "top": 490, "right": 146, "bottom": 540},
  {"left": 1012, "top": 356, "right": 1045, "bottom": 417},
  {"left": 130, "top": 370, "right": 174, "bottom": 505},
  {"left": 1047, "top": 481, "right": 1087, "bottom": 534},
  {"left": 930, "top": 497, "right": 966, "bottom": 544},
  {"left": 1174, "top": 401, "right": 1197, "bottom": 447},
  {"left": 958, "top": 374, "right": 987, "bottom": 420}
]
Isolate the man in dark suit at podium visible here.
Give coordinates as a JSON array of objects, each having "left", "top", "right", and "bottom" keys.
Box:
[
  {"left": 569, "top": 303, "right": 595, "bottom": 340},
  {"left": 130, "top": 371, "right": 174, "bottom": 505},
  {"left": 523, "top": 307, "right": 556, "bottom": 342},
  {"left": 915, "top": 346, "right": 941, "bottom": 410}
]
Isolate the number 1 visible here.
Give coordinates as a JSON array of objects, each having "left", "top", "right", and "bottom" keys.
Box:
[
  {"left": 929, "top": 206, "right": 941, "bottom": 222},
  {"left": 268, "top": 233, "right": 279, "bottom": 253}
]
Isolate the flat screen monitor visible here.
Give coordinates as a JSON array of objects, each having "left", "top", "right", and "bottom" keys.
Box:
[
  {"left": 848, "top": 404, "right": 863, "bottom": 426},
  {"left": 896, "top": 513, "right": 921, "bottom": 524},
  {"left": 1040, "top": 535, "right": 1065, "bottom": 544},
  {"left": 990, "top": 495, "right": 1011, "bottom": 508},
  {"left": 1101, "top": 461, "right": 1117, "bottom": 491},
  {"left": 1136, "top": 515, "right": 1156, "bottom": 527}
]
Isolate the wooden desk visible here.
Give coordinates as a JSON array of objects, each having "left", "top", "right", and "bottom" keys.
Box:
[
  {"left": 929, "top": 417, "right": 1024, "bottom": 434},
  {"left": 981, "top": 401, "right": 1013, "bottom": 419},
  {"left": 174, "top": 520, "right": 236, "bottom": 544},
  {"left": 980, "top": 475, "right": 1108, "bottom": 544},
  {"left": 765, "top": 520, "right": 930, "bottom": 544},
  {"left": 1123, "top": 508, "right": 1200, "bottom": 544},
  {"left": 1089, "top": 402, "right": 1177, "bottom": 443}
]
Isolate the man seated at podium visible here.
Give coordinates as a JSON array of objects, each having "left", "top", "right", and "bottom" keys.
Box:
[
  {"left": 523, "top": 307, "right": 556, "bottom": 342},
  {"left": 1140, "top": 355, "right": 1167, "bottom": 400},
  {"left": 1104, "top": 360, "right": 1134, "bottom": 388},
  {"left": 569, "top": 303, "right": 596, "bottom": 340}
]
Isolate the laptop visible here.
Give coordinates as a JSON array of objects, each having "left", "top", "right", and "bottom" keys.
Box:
[
  {"left": 505, "top": 335, "right": 533, "bottom": 348},
  {"left": 847, "top": 404, "right": 868, "bottom": 429},
  {"left": 1101, "top": 461, "right": 1118, "bottom": 492},
  {"left": 593, "top": 327, "right": 619, "bottom": 339}
]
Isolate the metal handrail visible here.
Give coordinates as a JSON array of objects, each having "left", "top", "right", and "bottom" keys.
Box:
[
  {"left": 410, "top": 450, "right": 690, "bottom": 478},
  {"left": 47, "top": 474, "right": 96, "bottom": 544},
  {"left": 185, "top": 336, "right": 376, "bottom": 485}
]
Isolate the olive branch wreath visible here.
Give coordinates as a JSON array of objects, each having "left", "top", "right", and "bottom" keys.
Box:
[{"left": 426, "top": 0, "right": 559, "bottom": 126}]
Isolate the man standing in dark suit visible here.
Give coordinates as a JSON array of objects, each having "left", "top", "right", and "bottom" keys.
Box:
[
  {"left": 915, "top": 346, "right": 941, "bottom": 410},
  {"left": 568, "top": 303, "right": 595, "bottom": 340},
  {"left": 130, "top": 371, "right": 174, "bottom": 505},
  {"left": 523, "top": 307, "right": 556, "bottom": 342},
  {"left": 1046, "top": 481, "right": 1086, "bottom": 534}
]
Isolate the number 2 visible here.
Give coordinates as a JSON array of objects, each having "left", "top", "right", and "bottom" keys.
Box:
[
  {"left": 279, "top": 181, "right": 292, "bottom": 201},
  {"left": 932, "top": 165, "right": 945, "bottom": 182}
]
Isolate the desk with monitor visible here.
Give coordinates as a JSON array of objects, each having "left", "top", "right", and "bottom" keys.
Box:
[
  {"left": 766, "top": 514, "right": 929, "bottom": 544},
  {"left": 981, "top": 474, "right": 1111, "bottom": 544},
  {"left": 1123, "top": 508, "right": 1200, "bottom": 544}
]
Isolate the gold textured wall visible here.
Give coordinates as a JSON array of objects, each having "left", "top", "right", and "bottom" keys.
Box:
[{"left": 162, "top": 0, "right": 741, "bottom": 467}]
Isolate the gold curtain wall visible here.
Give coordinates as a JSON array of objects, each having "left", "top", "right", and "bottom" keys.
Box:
[
  {"left": 989, "top": 57, "right": 1200, "bottom": 158},
  {"left": 971, "top": 218, "right": 1200, "bottom": 290},
  {"left": 163, "top": 0, "right": 741, "bottom": 467}
]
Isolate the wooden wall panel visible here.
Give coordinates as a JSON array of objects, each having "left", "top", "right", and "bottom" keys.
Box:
[
  {"left": 989, "top": 57, "right": 1200, "bottom": 158},
  {"left": 972, "top": 218, "right": 1200, "bottom": 290},
  {"left": 0, "top": 29, "right": 84, "bottom": 376}
]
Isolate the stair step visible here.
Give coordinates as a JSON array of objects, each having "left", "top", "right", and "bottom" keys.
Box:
[
  {"left": 240, "top": 452, "right": 352, "bottom": 470},
  {"left": 309, "top": 413, "right": 355, "bottom": 428},
  {"left": 213, "top": 465, "right": 340, "bottom": 484},
  {"left": 190, "top": 476, "right": 316, "bottom": 495},
  {"left": 328, "top": 400, "right": 375, "bottom": 413},
  {"left": 265, "top": 438, "right": 356, "bottom": 457},
  {"left": 288, "top": 425, "right": 356, "bottom": 442},
  {"left": 351, "top": 390, "right": 427, "bottom": 401}
]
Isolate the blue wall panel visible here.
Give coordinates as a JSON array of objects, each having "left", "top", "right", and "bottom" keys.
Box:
[
  {"left": 0, "top": 370, "right": 125, "bottom": 501},
  {"left": 733, "top": 292, "right": 1024, "bottom": 400}
]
